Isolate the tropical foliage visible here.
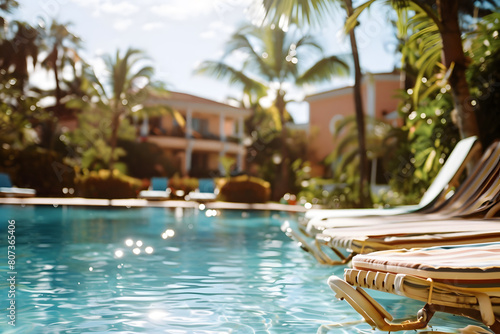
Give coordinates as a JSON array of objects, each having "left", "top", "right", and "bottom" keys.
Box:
[
  {"left": 323, "top": 115, "right": 399, "bottom": 203},
  {"left": 0, "top": 5, "right": 177, "bottom": 196},
  {"left": 349, "top": 0, "right": 498, "bottom": 141},
  {"left": 259, "top": 0, "right": 373, "bottom": 207},
  {"left": 74, "top": 169, "right": 147, "bottom": 199},
  {"left": 466, "top": 12, "right": 500, "bottom": 148},
  {"left": 39, "top": 19, "right": 82, "bottom": 117},
  {"left": 380, "top": 4, "right": 499, "bottom": 203},
  {"left": 217, "top": 175, "right": 271, "bottom": 203},
  {"left": 196, "top": 23, "right": 348, "bottom": 200}
]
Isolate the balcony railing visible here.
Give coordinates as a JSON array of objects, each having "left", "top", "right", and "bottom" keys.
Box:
[{"left": 147, "top": 134, "right": 243, "bottom": 154}]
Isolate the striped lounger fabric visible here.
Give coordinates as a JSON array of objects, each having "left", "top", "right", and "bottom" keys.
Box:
[
  {"left": 328, "top": 242, "right": 500, "bottom": 332},
  {"left": 314, "top": 218, "right": 500, "bottom": 264}
]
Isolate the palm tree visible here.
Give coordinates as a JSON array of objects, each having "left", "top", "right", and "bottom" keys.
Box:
[
  {"left": 259, "top": 0, "right": 373, "bottom": 207},
  {"left": 195, "top": 23, "right": 349, "bottom": 200},
  {"left": 0, "top": 0, "right": 18, "bottom": 29},
  {"left": 69, "top": 47, "right": 180, "bottom": 171},
  {"left": 84, "top": 48, "right": 155, "bottom": 170},
  {"left": 348, "top": 0, "right": 496, "bottom": 141},
  {"left": 39, "top": 19, "right": 82, "bottom": 117},
  {"left": 0, "top": 20, "right": 39, "bottom": 93},
  {"left": 0, "top": 2, "right": 45, "bottom": 148}
]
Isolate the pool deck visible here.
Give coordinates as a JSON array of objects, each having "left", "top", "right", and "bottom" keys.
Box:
[{"left": 0, "top": 197, "right": 311, "bottom": 213}]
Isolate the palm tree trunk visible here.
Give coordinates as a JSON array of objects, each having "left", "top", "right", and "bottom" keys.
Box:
[
  {"left": 49, "top": 50, "right": 62, "bottom": 150},
  {"left": 52, "top": 47, "right": 63, "bottom": 117},
  {"left": 272, "top": 90, "right": 290, "bottom": 201},
  {"left": 108, "top": 108, "right": 121, "bottom": 171},
  {"left": 438, "top": 0, "right": 480, "bottom": 140},
  {"left": 345, "top": 0, "right": 372, "bottom": 208}
]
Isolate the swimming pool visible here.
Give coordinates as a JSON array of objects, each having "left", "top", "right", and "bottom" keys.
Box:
[{"left": 0, "top": 205, "right": 487, "bottom": 333}]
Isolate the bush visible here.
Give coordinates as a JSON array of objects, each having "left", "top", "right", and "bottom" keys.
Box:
[
  {"left": 0, "top": 146, "right": 76, "bottom": 197},
  {"left": 74, "top": 169, "right": 147, "bottom": 199},
  {"left": 217, "top": 175, "right": 271, "bottom": 203},
  {"left": 168, "top": 174, "right": 198, "bottom": 199},
  {"left": 118, "top": 140, "right": 178, "bottom": 178}
]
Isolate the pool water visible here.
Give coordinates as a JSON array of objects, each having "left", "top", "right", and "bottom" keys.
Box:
[{"left": 0, "top": 205, "right": 488, "bottom": 333}]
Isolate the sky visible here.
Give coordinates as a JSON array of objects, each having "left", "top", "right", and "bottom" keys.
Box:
[{"left": 15, "top": 0, "right": 398, "bottom": 123}]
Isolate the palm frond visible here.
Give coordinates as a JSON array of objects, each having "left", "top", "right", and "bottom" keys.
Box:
[
  {"left": 225, "top": 27, "right": 275, "bottom": 80},
  {"left": 345, "top": 0, "right": 377, "bottom": 33},
  {"left": 296, "top": 55, "right": 349, "bottom": 85},
  {"left": 260, "top": 0, "right": 338, "bottom": 29},
  {"left": 294, "top": 34, "right": 322, "bottom": 53},
  {"left": 195, "top": 60, "right": 268, "bottom": 97}
]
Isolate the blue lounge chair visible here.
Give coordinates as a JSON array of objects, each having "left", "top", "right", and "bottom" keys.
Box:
[
  {"left": 138, "top": 177, "right": 170, "bottom": 200},
  {"left": 0, "top": 172, "right": 36, "bottom": 197},
  {"left": 188, "top": 178, "right": 217, "bottom": 202}
]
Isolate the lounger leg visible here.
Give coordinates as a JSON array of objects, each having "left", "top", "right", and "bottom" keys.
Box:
[
  {"left": 425, "top": 303, "right": 500, "bottom": 334},
  {"left": 281, "top": 221, "right": 352, "bottom": 265},
  {"left": 314, "top": 239, "right": 355, "bottom": 265},
  {"left": 328, "top": 276, "right": 434, "bottom": 331}
]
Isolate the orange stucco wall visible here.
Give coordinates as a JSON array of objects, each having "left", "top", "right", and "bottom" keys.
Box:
[
  {"left": 308, "top": 89, "right": 355, "bottom": 176},
  {"left": 307, "top": 74, "right": 401, "bottom": 177},
  {"left": 373, "top": 80, "right": 402, "bottom": 126}
]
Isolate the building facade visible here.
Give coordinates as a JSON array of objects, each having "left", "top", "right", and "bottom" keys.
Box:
[
  {"left": 144, "top": 91, "right": 251, "bottom": 177},
  {"left": 306, "top": 72, "right": 402, "bottom": 183}
]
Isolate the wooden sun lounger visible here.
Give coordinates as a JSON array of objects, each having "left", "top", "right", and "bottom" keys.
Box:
[
  {"left": 282, "top": 141, "right": 500, "bottom": 264},
  {"left": 293, "top": 137, "right": 485, "bottom": 243},
  {"left": 327, "top": 243, "right": 500, "bottom": 332},
  {"left": 306, "top": 139, "right": 500, "bottom": 236},
  {"left": 304, "top": 136, "right": 481, "bottom": 222},
  {"left": 308, "top": 157, "right": 500, "bottom": 236}
]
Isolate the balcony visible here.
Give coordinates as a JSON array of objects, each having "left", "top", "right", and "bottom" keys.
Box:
[{"left": 146, "top": 135, "right": 244, "bottom": 154}]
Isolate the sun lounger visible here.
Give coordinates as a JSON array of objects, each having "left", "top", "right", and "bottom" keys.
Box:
[
  {"left": 138, "top": 177, "right": 170, "bottom": 200},
  {"left": 328, "top": 242, "right": 500, "bottom": 332},
  {"left": 294, "top": 136, "right": 483, "bottom": 240},
  {"left": 288, "top": 215, "right": 500, "bottom": 265},
  {"left": 187, "top": 178, "right": 217, "bottom": 202},
  {"left": 318, "top": 217, "right": 500, "bottom": 254},
  {"left": 307, "top": 145, "right": 500, "bottom": 236},
  {"left": 305, "top": 136, "right": 481, "bottom": 221},
  {"left": 309, "top": 150, "right": 500, "bottom": 263},
  {"left": 0, "top": 172, "right": 36, "bottom": 198},
  {"left": 282, "top": 140, "right": 500, "bottom": 264}
]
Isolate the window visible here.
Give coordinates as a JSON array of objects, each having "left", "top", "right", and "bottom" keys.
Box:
[{"left": 192, "top": 118, "right": 209, "bottom": 135}]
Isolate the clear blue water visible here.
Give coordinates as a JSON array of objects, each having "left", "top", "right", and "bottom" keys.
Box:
[{"left": 0, "top": 205, "right": 488, "bottom": 333}]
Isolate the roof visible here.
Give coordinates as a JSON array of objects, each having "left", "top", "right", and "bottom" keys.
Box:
[
  {"left": 305, "top": 71, "right": 401, "bottom": 102},
  {"left": 147, "top": 90, "right": 252, "bottom": 117}
]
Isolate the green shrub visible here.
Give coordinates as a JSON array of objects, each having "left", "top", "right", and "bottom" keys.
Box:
[
  {"left": 0, "top": 146, "right": 76, "bottom": 197},
  {"left": 168, "top": 174, "right": 198, "bottom": 199},
  {"left": 118, "top": 139, "right": 178, "bottom": 178},
  {"left": 217, "top": 175, "right": 271, "bottom": 203},
  {"left": 74, "top": 169, "right": 147, "bottom": 199}
]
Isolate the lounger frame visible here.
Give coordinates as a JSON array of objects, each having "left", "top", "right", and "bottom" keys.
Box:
[{"left": 328, "top": 269, "right": 500, "bottom": 332}]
